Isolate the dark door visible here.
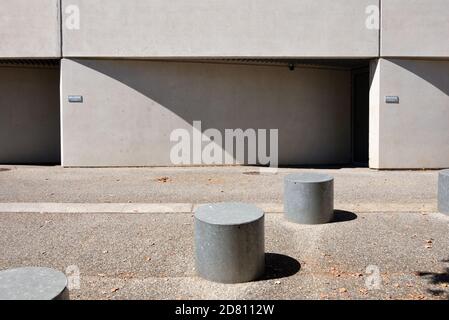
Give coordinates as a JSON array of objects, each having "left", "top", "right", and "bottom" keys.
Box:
[{"left": 352, "top": 69, "right": 369, "bottom": 165}]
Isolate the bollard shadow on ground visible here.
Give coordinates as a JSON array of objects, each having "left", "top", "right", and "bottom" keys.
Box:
[
  {"left": 417, "top": 259, "right": 449, "bottom": 299},
  {"left": 330, "top": 210, "right": 358, "bottom": 224},
  {"left": 261, "top": 253, "right": 301, "bottom": 281}
]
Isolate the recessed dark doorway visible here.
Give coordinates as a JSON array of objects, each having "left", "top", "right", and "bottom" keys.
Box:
[
  {"left": 352, "top": 68, "right": 370, "bottom": 166},
  {"left": 0, "top": 59, "right": 61, "bottom": 165}
]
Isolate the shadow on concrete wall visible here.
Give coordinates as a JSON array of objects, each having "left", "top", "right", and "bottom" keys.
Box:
[
  {"left": 390, "top": 59, "right": 449, "bottom": 97},
  {"left": 76, "top": 59, "right": 352, "bottom": 166}
]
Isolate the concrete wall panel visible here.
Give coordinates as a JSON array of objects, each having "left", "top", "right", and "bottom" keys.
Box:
[
  {"left": 61, "top": 0, "right": 379, "bottom": 58},
  {"left": 369, "top": 59, "right": 381, "bottom": 168},
  {"left": 61, "top": 59, "right": 352, "bottom": 167},
  {"left": 382, "top": 0, "right": 449, "bottom": 57},
  {"left": 369, "top": 58, "right": 449, "bottom": 169},
  {"left": 0, "top": 0, "right": 61, "bottom": 58}
]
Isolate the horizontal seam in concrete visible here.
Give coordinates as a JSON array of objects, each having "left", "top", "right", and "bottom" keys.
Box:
[
  {"left": 0, "top": 203, "right": 193, "bottom": 214},
  {"left": 0, "top": 202, "right": 436, "bottom": 214}
]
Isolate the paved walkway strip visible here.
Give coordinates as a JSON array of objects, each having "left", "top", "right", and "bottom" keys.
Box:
[{"left": 0, "top": 202, "right": 436, "bottom": 214}]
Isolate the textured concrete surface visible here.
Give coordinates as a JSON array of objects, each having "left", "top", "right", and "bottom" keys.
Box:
[
  {"left": 61, "top": 59, "right": 351, "bottom": 166},
  {"left": 438, "top": 170, "right": 449, "bottom": 215},
  {"left": 369, "top": 58, "right": 449, "bottom": 169},
  {"left": 0, "top": 267, "right": 68, "bottom": 300},
  {"left": 284, "top": 173, "right": 334, "bottom": 224},
  {"left": 0, "top": 211, "right": 447, "bottom": 300},
  {"left": 0, "top": 0, "right": 61, "bottom": 58},
  {"left": 0, "top": 166, "right": 446, "bottom": 299},
  {"left": 61, "top": 0, "right": 379, "bottom": 57},
  {"left": 195, "top": 203, "right": 265, "bottom": 283},
  {"left": 382, "top": 0, "right": 449, "bottom": 57},
  {"left": 0, "top": 166, "right": 438, "bottom": 212}
]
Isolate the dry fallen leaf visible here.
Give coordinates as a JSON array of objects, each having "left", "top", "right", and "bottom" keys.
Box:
[
  {"left": 111, "top": 288, "right": 120, "bottom": 293},
  {"left": 118, "top": 272, "right": 134, "bottom": 280},
  {"left": 359, "top": 288, "right": 368, "bottom": 294},
  {"left": 330, "top": 267, "right": 341, "bottom": 278},
  {"left": 338, "top": 288, "right": 347, "bottom": 293},
  {"left": 156, "top": 177, "right": 170, "bottom": 183}
]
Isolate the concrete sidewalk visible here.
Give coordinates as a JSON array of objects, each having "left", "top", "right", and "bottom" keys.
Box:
[
  {"left": 0, "top": 165, "right": 447, "bottom": 300},
  {"left": 0, "top": 211, "right": 448, "bottom": 300},
  {"left": 0, "top": 165, "right": 438, "bottom": 212}
]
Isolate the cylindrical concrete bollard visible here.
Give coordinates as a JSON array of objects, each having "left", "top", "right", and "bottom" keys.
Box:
[
  {"left": 195, "top": 202, "right": 265, "bottom": 284},
  {"left": 0, "top": 267, "right": 69, "bottom": 300},
  {"left": 438, "top": 169, "right": 449, "bottom": 215},
  {"left": 284, "top": 173, "right": 334, "bottom": 224}
]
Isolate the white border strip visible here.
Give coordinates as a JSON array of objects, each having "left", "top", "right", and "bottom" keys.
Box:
[
  {"left": 0, "top": 203, "right": 193, "bottom": 214},
  {"left": 0, "top": 202, "right": 435, "bottom": 214}
]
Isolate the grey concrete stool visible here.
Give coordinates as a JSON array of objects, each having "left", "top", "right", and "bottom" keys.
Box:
[
  {"left": 438, "top": 169, "right": 449, "bottom": 215},
  {"left": 0, "top": 267, "right": 68, "bottom": 300},
  {"left": 195, "top": 202, "right": 265, "bottom": 284},
  {"left": 284, "top": 173, "right": 334, "bottom": 224}
]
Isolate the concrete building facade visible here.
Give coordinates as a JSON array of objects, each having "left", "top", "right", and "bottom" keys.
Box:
[{"left": 0, "top": 0, "right": 448, "bottom": 169}]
